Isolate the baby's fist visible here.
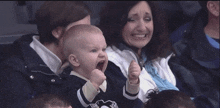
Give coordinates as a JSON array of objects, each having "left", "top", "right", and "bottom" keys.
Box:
[
  {"left": 89, "top": 69, "right": 106, "bottom": 90},
  {"left": 128, "top": 60, "right": 141, "bottom": 84}
]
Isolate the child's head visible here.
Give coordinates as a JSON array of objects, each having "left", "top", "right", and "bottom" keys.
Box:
[
  {"left": 26, "top": 94, "right": 72, "bottom": 108},
  {"left": 63, "top": 24, "right": 108, "bottom": 79},
  {"left": 144, "top": 90, "right": 196, "bottom": 108}
]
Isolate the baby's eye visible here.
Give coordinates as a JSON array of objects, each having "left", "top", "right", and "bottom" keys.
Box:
[
  {"left": 102, "top": 48, "right": 106, "bottom": 52},
  {"left": 91, "top": 49, "right": 97, "bottom": 52}
]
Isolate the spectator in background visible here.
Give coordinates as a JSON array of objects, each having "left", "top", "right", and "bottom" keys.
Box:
[
  {"left": 169, "top": 1, "right": 219, "bottom": 108},
  {"left": 144, "top": 90, "right": 196, "bottom": 108},
  {"left": 26, "top": 94, "right": 72, "bottom": 108},
  {"left": 0, "top": 1, "right": 91, "bottom": 108},
  {"left": 158, "top": 1, "right": 201, "bottom": 33},
  {"left": 84, "top": 1, "right": 107, "bottom": 25}
]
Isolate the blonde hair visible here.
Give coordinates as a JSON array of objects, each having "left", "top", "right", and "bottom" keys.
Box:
[{"left": 63, "top": 24, "right": 103, "bottom": 60}]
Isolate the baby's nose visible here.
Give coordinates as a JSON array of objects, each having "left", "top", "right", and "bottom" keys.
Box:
[{"left": 99, "top": 51, "right": 106, "bottom": 57}]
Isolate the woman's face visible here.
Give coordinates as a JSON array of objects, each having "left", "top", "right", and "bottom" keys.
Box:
[{"left": 122, "top": 1, "right": 153, "bottom": 51}]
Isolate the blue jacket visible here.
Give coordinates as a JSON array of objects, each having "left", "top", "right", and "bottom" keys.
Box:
[
  {"left": 0, "top": 34, "right": 71, "bottom": 108},
  {"left": 169, "top": 9, "right": 219, "bottom": 108}
]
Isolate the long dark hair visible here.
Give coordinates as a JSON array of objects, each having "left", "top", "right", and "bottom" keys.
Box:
[{"left": 98, "top": 1, "right": 170, "bottom": 60}]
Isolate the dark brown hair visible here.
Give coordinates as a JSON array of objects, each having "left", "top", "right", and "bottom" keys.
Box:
[
  {"left": 26, "top": 94, "right": 72, "bottom": 108},
  {"left": 35, "top": 1, "right": 91, "bottom": 44},
  {"left": 98, "top": 1, "right": 170, "bottom": 60},
  {"left": 145, "top": 90, "right": 196, "bottom": 108}
]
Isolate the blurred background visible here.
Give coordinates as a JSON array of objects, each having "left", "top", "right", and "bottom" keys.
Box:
[{"left": 0, "top": 1, "right": 201, "bottom": 44}]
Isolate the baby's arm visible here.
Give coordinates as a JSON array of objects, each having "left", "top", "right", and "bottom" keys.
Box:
[{"left": 74, "top": 69, "right": 106, "bottom": 107}]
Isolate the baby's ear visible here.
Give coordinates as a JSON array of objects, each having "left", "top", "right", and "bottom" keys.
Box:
[{"left": 69, "top": 54, "right": 80, "bottom": 67}]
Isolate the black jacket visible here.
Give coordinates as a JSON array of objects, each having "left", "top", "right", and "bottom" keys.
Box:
[
  {"left": 169, "top": 9, "right": 219, "bottom": 108},
  {"left": 63, "top": 66, "right": 140, "bottom": 108},
  {"left": 0, "top": 34, "right": 71, "bottom": 108}
]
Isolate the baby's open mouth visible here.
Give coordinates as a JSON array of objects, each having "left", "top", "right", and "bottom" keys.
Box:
[{"left": 96, "top": 60, "right": 105, "bottom": 71}]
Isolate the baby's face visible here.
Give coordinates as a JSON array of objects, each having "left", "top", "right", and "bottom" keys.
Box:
[{"left": 75, "top": 32, "right": 108, "bottom": 74}]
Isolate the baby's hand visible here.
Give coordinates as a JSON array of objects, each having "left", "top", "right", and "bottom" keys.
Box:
[
  {"left": 128, "top": 60, "right": 141, "bottom": 84},
  {"left": 89, "top": 69, "right": 106, "bottom": 90}
]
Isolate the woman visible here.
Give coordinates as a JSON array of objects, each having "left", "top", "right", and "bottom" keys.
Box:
[{"left": 98, "top": 1, "right": 178, "bottom": 103}]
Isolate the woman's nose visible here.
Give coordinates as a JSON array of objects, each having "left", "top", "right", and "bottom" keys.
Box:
[{"left": 136, "top": 20, "right": 147, "bottom": 32}]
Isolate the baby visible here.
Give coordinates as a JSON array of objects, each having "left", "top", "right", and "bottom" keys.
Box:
[{"left": 63, "top": 24, "right": 141, "bottom": 108}]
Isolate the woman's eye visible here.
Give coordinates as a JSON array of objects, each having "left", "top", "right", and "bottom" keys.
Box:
[
  {"left": 144, "top": 17, "right": 151, "bottom": 22},
  {"left": 127, "top": 18, "right": 135, "bottom": 22}
]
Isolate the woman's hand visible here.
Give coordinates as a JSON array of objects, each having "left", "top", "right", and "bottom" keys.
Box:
[{"left": 128, "top": 60, "right": 141, "bottom": 84}]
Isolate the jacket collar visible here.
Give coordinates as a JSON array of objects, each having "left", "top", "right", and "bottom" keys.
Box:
[
  {"left": 116, "top": 43, "right": 148, "bottom": 68},
  {"left": 30, "top": 36, "right": 62, "bottom": 75},
  {"left": 14, "top": 34, "right": 71, "bottom": 76}
]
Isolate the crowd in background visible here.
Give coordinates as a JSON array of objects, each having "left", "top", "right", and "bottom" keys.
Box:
[{"left": 0, "top": 1, "right": 219, "bottom": 108}]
